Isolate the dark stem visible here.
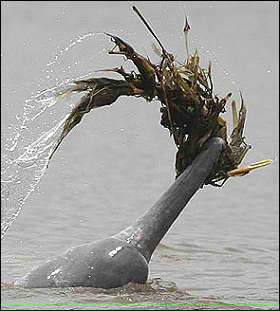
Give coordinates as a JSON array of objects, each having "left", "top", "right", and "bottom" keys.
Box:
[{"left": 132, "top": 6, "right": 166, "bottom": 54}]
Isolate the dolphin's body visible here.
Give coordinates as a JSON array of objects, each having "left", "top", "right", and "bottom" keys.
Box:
[{"left": 15, "top": 138, "right": 224, "bottom": 288}]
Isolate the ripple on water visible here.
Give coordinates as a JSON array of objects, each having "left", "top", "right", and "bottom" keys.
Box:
[{"left": 1, "top": 278, "right": 265, "bottom": 310}]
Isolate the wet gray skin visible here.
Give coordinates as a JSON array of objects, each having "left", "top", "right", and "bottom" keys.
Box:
[{"left": 15, "top": 137, "right": 225, "bottom": 288}]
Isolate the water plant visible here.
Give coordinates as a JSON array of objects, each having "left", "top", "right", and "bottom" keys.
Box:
[{"left": 47, "top": 6, "right": 272, "bottom": 187}]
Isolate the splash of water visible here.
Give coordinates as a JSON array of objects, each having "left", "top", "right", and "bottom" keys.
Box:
[
  {"left": 1, "top": 83, "right": 76, "bottom": 239},
  {"left": 1, "top": 32, "right": 107, "bottom": 240},
  {"left": 1, "top": 113, "right": 68, "bottom": 240}
]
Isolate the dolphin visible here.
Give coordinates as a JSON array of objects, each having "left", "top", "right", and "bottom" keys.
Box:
[{"left": 15, "top": 137, "right": 224, "bottom": 288}]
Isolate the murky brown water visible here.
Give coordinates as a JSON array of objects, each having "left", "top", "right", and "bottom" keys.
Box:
[{"left": 1, "top": 1, "right": 279, "bottom": 310}]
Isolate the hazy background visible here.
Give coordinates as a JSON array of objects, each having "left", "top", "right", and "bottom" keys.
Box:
[{"left": 1, "top": 1, "right": 279, "bottom": 310}]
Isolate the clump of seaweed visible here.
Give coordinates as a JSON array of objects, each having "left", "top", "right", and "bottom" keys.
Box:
[{"left": 47, "top": 6, "right": 272, "bottom": 187}]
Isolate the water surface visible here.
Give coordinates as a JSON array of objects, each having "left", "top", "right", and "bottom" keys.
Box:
[{"left": 1, "top": 1, "right": 279, "bottom": 310}]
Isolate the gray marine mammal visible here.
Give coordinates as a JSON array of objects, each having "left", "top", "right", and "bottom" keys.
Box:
[{"left": 15, "top": 137, "right": 224, "bottom": 288}]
